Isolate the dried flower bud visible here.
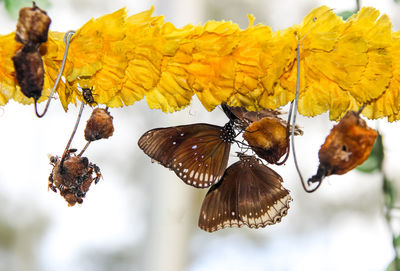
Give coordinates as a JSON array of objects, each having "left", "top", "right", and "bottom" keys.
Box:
[
  {"left": 12, "top": 47, "right": 44, "bottom": 101},
  {"left": 48, "top": 154, "right": 102, "bottom": 206},
  {"left": 309, "top": 111, "right": 377, "bottom": 184},
  {"left": 84, "top": 108, "right": 114, "bottom": 141},
  {"left": 15, "top": 2, "right": 51, "bottom": 46}
]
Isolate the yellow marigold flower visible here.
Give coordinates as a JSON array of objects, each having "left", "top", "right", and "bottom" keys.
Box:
[
  {"left": 344, "top": 8, "right": 392, "bottom": 103},
  {"left": 0, "top": 33, "right": 19, "bottom": 105},
  {"left": 364, "top": 31, "right": 400, "bottom": 121}
]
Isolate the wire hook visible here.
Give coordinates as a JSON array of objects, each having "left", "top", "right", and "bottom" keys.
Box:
[
  {"left": 35, "top": 30, "right": 75, "bottom": 118},
  {"left": 289, "top": 40, "right": 322, "bottom": 193}
]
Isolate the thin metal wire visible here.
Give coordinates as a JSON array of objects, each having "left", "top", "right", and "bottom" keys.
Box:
[
  {"left": 275, "top": 102, "right": 294, "bottom": 166},
  {"left": 356, "top": 0, "right": 360, "bottom": 12},
  {"left": 290, "top": 41, "right": 322, "bottom": 193},
  {"left": 35, "top": 30, "right": 75, "bottom": 118}
]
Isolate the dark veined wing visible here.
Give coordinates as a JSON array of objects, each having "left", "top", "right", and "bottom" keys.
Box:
[
  {"left": 221, "top": 103, "right": 281, "bottom": 129},
  {"left": 222, "top": 103, "right": 303, "bottom": 164},
  {"left": 221, "top": 103, "right": 303, "bottom": 135},
  {"left": 199, "top": 155, "right": 292, "bottom": 232},
  {"left": 138, "top": 123, "right": 235, "bottom": 188}
]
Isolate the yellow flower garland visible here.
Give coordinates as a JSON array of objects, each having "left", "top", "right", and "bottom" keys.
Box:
[{"left": 0, "top": 6, "right": 398, "bottom": 121}]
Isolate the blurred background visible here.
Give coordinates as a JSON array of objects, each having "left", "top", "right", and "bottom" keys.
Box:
[{"left": 0, "top": 0, "right": 400, "bottom": 270}]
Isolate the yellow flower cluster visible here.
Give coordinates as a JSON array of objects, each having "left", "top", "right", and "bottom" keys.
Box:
[{"left": 0, "top": 6, "right": 398, "bottom": 121}]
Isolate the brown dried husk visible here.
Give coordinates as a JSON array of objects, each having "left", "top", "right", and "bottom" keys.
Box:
[{"left": 84, "top": 108, "right": 114, "bottom": 141}]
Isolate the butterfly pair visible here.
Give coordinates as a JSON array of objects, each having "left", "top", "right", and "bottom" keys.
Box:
[{"left": 138, "top": 104, "right": 295, "bottom": 232}]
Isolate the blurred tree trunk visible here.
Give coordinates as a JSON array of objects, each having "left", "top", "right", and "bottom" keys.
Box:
[{"left": 140, "top": 3, "right": 204, "bottom": 269}]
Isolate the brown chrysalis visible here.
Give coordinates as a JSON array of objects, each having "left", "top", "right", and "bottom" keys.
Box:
[
  {"left": 243, "top": 117, "right": 292, "bottom": 164},
  {"left": 15, "top": 2, "right": 51, "bottom": 46},
  {"left": 84, "top": 108, "right": 114, "bottom": 142},
  {"left": 309, "top": 111, "right": 378, "bottom": 185},
  {"left": 12, "top": 2, "right": 51, "bottom": 102},
  {"left": 12, "top": 47, "right": 44, "bottom": 100}
]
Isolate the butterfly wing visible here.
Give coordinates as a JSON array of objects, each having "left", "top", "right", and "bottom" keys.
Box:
[
  {"left": 138, "top": 123, "right": 232, "bottom": 188},
  {"left": 198, "top": 169, "right": 241, "bottom": 232},
  {"left": 222, "top": 103, "right": 303, "bottom": 135},
  {"left": 199, "top": 155, "right": 291, "bottom": 232},
  {"left": 221, "top": 103, "right": 281, "bottom": 129},
  {"left": 237, "top": 156, "right": 291, "bottom": 227}
]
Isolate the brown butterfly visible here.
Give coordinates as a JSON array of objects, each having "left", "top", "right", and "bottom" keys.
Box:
[
  {"left": 138, "top": 121, "right": 236, "bottom": 188},
  {"left": 221, "top": 103, "right": 281, "bottom": 130},
  {"left": 198, "top": 154, "right": 292, "bottom": 232},
  {"left": 222, "top": 103, "right": 302, "bottom": 164}
]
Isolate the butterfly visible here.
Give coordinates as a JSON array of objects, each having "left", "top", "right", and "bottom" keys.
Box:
[
  {"left": 221, "top": 103, "right": 303, "bottom": 164},
  {"left": 138, "top": 121, "right": 236, "bottom": 188},
  {"left": 198, "top": 154, "right": 292, "bottom": 232},
  {"left": 221, "top": 103, "right": 281, "bottom": 130},
  {"left": 308, "top": 110, "right": 377, "bottom": 186}
]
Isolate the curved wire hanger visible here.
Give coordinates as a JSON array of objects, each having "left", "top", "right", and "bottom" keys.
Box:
[
  {"left": 289, "top": 39, "right": 322, "bottom": 193},
  {"left": 35, "top": 30, "right": 75, "bottom": 118}
]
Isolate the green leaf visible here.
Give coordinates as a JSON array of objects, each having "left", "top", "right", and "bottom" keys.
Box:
[
  {"left": 386, "top": 257, "right": 400, "bottom": 271},
  {"left": 357, "top": 132, "right": 384, "bottom": 173},
  {"left": 383, "top": 175, "right": 397, "bottom": 210},
  {"left": 356, "top": 155, "right": 379, "bottom": 173},
  {"left": 3, "top": 0, "right": 50, "bottom": 18},
  {"left": 394, "top": 235, "right": 400, "bottom": 249},
  {"left": 336, "top": 10, "right": 355, "bottom": 20}
]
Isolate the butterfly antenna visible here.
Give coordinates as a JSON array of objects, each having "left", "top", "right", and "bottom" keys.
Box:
[
  {"left": 35, "top": 30, "right": 75, "bottom": 118},
  {"left": 60, "top": 101, "right": 85, "bottom": 168},
  {"left": 290, "top": 40, "right": 321, "bottom": 193},
  {"left": 235, "top": 128, "right": 244, "bottom": 136},
  {"left": 233, "top": 137, "right": 251, "bottom": 148}
]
